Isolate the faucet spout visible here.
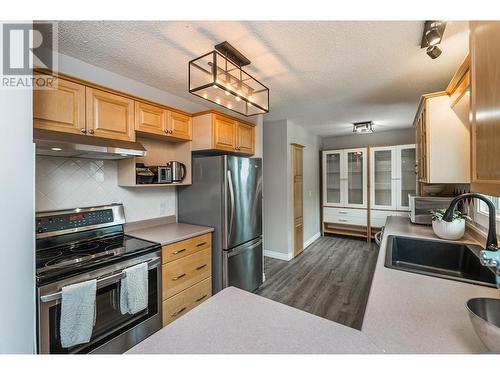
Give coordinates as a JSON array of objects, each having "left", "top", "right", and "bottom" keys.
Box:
[
  {"left": 480, "top": 250, "right": 500, "bottom": 289},
  {"left": 442, "top": 193, "right": 498, "bottom": 251}
]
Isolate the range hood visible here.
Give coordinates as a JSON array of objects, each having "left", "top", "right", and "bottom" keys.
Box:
[{"left": 34, "top": 129, "right": 146, "bottom": 159}]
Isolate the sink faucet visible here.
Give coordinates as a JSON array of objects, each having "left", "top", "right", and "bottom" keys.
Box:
[{"left": 442, "top": 193, "right": 500, "bottom": 287}]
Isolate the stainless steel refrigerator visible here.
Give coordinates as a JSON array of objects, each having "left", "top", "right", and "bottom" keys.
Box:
[{"left": 178, "top": 155, "right": 263, "bottom": 294}]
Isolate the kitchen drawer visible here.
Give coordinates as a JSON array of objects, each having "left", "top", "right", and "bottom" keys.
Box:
[
  {"left": 162, "top": 277, "right": 211, "bottom": 326},
  {"left": 162, "top": 233, "right": 211, "bottom": 264},
  {"left": 162, "top": 247, "right": 211, "bottom": 299},
  {"left": 323, "top": 207, "right": 367, "bottom": 226}
]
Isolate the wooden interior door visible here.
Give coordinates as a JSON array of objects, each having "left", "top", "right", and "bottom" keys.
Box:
[
  {"left": 86, "top": 88, "right": 135, "bottom": 141},
  {"left": 135, "top": 101, "right": 168, "bottom": 136},
  {"left": 292, "top": 144, "right": 305, "bottom": 257},
  {"left": 168, "top": 112, "right": 192, "bottom": 141},
  {"left": 470, "top": 21, "right": 500, "bottom": 196},
  {"left": 33, "top": 77, "right": 86, "bottom": 135},
  {"left": 213, "top": 115, "right": 236, "bottom": 152},
  {"left": 236, "top": 122, "right": 255, "bottom": 154}
]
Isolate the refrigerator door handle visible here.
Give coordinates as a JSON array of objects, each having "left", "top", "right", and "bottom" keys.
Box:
[{"left": 227, "top": 169, "right": 235, "bottom": 242}]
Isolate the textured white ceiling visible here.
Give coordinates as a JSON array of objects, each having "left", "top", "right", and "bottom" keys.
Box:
[{"left": 56, "top": 21, "right": 469, "bottom": 136}]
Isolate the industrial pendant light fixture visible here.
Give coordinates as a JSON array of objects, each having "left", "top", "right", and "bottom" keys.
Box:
[{"left": 189, "top": 41, "right": 269, "bottom": 116}]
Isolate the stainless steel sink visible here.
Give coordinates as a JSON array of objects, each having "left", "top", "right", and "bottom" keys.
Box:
[{"left": 385, "top": 235, "right": 496, "bottom": 288}]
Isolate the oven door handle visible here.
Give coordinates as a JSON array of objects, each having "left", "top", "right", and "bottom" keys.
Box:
[{"left": 40, "top": 257, "right": 160, "bottom": 303}]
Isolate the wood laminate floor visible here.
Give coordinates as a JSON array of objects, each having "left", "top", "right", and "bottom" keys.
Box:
[{"left": 256, "top": 235, "right": 379, "bottom": 330}]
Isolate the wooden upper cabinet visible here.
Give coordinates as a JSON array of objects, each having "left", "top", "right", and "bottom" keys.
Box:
[
  {"left": 135, "top": 101, "right": 168, "bottom": 136},
  {"left": 470, "top": 21, "right": 500, "bottom": 195},
  {"left": 213, "top": 115, "right": 237, "bottom": 152},
  {"left": 236, "top": 122, "right": 255, "bottom": 155},
  {"left": 33, "top": 77, "right": 86, "bottom": 135},
  {"left": 413, "top": 93, "right": 469, "bottom": 184},
  {"left": 168, "top": 112, "right": 192, "bottom": 141},
  {"left": 192, "top": 112, "right": 256, "bottom": 155},
  {"left": 86, "top": 88, "right": 135, "bottom": 141}
]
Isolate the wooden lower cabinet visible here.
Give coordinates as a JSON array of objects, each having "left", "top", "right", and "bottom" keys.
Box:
[
  {"left": 161, "top": 233, "right": 212, "bottom": 327},
  {"left": 162, "top": 278, "right": 211, "bottom": 325}
]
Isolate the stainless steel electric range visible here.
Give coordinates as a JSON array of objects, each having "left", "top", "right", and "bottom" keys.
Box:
[{"left": 35, "top": 204, "right": 162, "bottom": 354}]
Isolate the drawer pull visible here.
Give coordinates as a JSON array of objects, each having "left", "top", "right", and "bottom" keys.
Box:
[
  {"left": 171, "top": 307, "right": 187, "bottom": 317},
  {"left": 172, "top": 273, "right": 186, "bottom": 281},
  {"left": 195, "top": 294, "right": 208, "bottom": 303},
  {"left": 195, "top": 264, "right": 207, "bottom": 271},
  {"left": 339, "top": 219, "right": 348, "bottom": 222},
  {"left": 172, "top": 248, "right": 186, "bottom": 255},
  {"left": 339, "top": 211, "right": 348, "bottom": 214},
  {"left": 196, "top": 241, "right": 207, "bottom": 247}
]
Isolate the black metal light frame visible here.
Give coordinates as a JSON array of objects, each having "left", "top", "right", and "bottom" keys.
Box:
[{"left": 188, "top": 46, "right": 270, "bottom": 117}]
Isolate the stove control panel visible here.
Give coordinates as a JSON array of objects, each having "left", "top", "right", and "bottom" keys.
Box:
[{"left": 37, "top": 209, "right": 114, "bottom": 234}]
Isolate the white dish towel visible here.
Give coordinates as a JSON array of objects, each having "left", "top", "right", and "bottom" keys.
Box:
[
  {"left": 60, "top": 279, "right": 97, "bottom": 348},
  {"left": 120, "top": 262, "right": 148, "bottom": 315}
]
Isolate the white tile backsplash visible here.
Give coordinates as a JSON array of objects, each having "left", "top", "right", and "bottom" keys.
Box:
[{"left": 36, "top": 156, "right": 176, "bottom": 222}]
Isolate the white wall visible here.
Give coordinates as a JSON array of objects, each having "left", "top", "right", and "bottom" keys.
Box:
[
  {"left": 0, "top": 23, "right": 36, "bottom": 353},
  {"left": 322, "top": 128, "right": 415, "bottom": 150},
  {"left": 263, "top": 120, "right": 321, "bottom": 260}
]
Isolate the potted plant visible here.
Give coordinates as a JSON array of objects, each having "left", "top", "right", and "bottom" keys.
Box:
[{"left": 430, "top": 208, "right": 471, "bottom": 240}]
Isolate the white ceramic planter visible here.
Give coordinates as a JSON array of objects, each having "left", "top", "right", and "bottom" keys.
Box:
[{"left": 432, "top": 218, "right": 466, "bottom": 240}]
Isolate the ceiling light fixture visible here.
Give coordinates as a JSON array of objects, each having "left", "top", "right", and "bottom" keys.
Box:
[
  {"left": 189, "top": 41, "right": 269, "bottom": 117},
  {"left": 353, "top": 121, "right": 374, "bottom": 134},
  {"left": 426, "top": 45, "right": 442, "bottom": 59},
  {"left": 421, "top": 21, "right": 446, "bottom": 59}
]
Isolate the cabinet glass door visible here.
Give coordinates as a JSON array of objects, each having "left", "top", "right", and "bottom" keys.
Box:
[
  {"left": 372, "top": 148, "right": 395, "bottom": 209},
  {"left": 324, "top": 152, "right": 341, "bottom": 206},
  {"left": 398, "top": 146, "right": 416, "bottom": 209},
  {"left": 346, "top": 150, "right": 365, "bottom": 207}
]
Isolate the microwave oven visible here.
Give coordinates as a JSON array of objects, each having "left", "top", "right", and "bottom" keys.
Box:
[{"left": 409, "top": 195, "right": 454, "bottom": 225}]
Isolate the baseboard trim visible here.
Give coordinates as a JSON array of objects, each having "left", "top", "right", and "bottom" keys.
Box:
[
  {"left": 263, "top": 249, "right": 293, "bottom": 261},
  {"left": 304, "top": 232, "right": 321, "bottom": 249}
]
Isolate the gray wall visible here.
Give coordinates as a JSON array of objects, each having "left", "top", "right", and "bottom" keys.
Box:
[
  {"left": 322, "top": 128, "right": 415, "bottom": 150},
  {"left": 263, "top": 120, "right": 321, "bottom": 260},
  {"left": 0, "top": 24, "right": 36, "bottom": 352},
  {"left": 263, "top": 120, "right": 290, "bottom": 257}
]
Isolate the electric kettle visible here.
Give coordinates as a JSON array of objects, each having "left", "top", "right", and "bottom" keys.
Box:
[{"left": 167, "top": 161, "right": 186, "bottom": 182}]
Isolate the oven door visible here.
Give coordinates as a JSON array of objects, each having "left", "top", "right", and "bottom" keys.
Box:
[{"left": 37, "top": 250, "right": 162, "bottom": 354}]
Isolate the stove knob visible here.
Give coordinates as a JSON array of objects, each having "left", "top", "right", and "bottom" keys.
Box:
[{"left": 37, "top": 227, "right": 43, "bottom": 234}]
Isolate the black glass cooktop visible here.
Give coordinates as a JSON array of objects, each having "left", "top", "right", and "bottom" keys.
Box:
[{"left": 36, "top": 234, "right": 160, "bottom": 285}]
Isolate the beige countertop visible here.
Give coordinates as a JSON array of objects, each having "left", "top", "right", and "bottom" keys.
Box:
[
  {"left": 125, "top": 216, "right": 213, "bottom": 246},
  {"left": 126, "top": 216, "right": 498, "bottom": 354},
  {"left": 127, "top": 287, "right": 382, "bottom": 354},
  {"left": 362, "top": 216, "right": 498, "bottom": 353}
]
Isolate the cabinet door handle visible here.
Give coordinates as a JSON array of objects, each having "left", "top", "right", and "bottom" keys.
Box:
[
  {"left": 195, "top": 264, "right": 207, "bottom": 271},
  {"left": 172, "top": 273, "right": 186, "bottom": 281},
  {"left": 88, "top": 129, "right": 95, "bottom": 135},
  {"left": 195, "top": 294, "right": 208, "bottom": 303},
  {"left": 164, "top": 129, "right": 169, "bottom": 134},
  {"left": 80, "top": 128, "right": 87, "bottom": 134},
  {"left": 171, "top": 307, "right": 186, "bottom": 317},
  {"left": 196, "top": 242, "right": 207, "bottom": 247},
  {"left": 172, "top": 248, "right": 186, "bottom": 255}
]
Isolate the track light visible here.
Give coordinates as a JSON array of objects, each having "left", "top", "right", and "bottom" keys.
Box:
[
  {"left": 426, "top": 45, "right": 442, "bottom": 59},
  {"left": 421, "top": 21, "right": 446, "bottom": 59}
]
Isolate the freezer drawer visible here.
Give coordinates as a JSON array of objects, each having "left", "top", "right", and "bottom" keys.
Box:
[{"left": 225, "top": 237, "right": 263, "bottom": 292}]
